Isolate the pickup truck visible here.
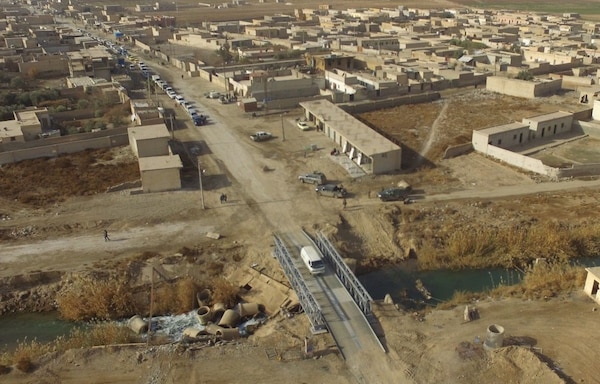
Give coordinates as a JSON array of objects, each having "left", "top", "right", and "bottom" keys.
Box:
[{"left": 250, "top": 131, "right": 272, "bottom": 142}]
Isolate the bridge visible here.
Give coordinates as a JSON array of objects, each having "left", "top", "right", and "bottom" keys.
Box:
[{"left": 273, "top": 230, "right": 385, "bottom": 361}]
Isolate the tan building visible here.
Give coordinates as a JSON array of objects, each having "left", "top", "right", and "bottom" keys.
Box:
[
  {"left": 0, "top": 120, "right": 25, "bottom": 143},
  {"left": 138, "top": 155, "right": 183, "bottom": 193},
  {"left": 300, "top": 100, "right": 402, "bottom": 174},
  {"left": 583, "top": 267, "right": 600, "bottom": 304},
  {"left": 127, "top": 123, "right": 171, "bottom": 158}
]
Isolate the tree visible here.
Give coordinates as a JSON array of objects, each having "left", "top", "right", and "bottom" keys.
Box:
[
  {"left": 10, "top": 76, "right": 27, "bottom": 90},
  {"left": 515, "top": 70, "right": 534, "bottom": 81}
]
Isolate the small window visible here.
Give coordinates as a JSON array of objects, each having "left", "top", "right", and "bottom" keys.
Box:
[
  {"left": 561, "top": 122, "right": 564, "bottom": 128},
  {"left": 497, "top": 139, "right": 502, "bottom": 145},
  {"left": 513, "top": 134, "right": 517, "bottom": 140}
]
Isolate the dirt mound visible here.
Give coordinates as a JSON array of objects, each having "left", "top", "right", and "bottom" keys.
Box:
[{"left": 479, "top": 346, "right": 565, "bottom": 384}]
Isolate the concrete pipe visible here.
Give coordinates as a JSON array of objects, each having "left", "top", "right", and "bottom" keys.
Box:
[
  {"left": 484, "top": 324, "right": 505, "bottom": 350},
  {"left": 212, "top": 302, "right": 227, "bottom": 318},
  {"left": 218, "top": 309, "right": 241, "bottom": 328},
  {"left": 128, "top": 315, "right": 148, "bottom": 335},
  {"left": 216, "top": 327, "right": 240, "bottom": 341},
  {"left": 196, "top": 306, "right": 213, "bottom": 325},
  {"left": 196, "top": 289, "right": 212, "bottom": 307},
  {"left": 204, "top": 323, "right": 224, "bottom": 335},
  {"left": 182, "top": 327, "right": 202, "bottom": 339},
  {"left": 237, "top": 302, "right": 260, "bottom": 318}
]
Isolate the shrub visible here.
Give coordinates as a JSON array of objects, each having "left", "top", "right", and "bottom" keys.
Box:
[
  {"left": 211, "top": 278, "right": 239, "bottom": 308},
  {"left": 56, "top": 274, "right": 135, "bottom": 321}
]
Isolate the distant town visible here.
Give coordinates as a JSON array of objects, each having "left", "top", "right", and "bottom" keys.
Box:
[{"left": 2, "top": 1, "right": 600, "bottom": 188}]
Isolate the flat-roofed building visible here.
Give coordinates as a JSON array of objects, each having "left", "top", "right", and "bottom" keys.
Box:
[
  {"left": 300, "top": 100, "right": 401, "bottom": 174},
  {"left": 138, "top": 155, "right": 182, "bottom": 193},
  {"left": 127, "top": 123, "right": 171, "bottom": 158}
]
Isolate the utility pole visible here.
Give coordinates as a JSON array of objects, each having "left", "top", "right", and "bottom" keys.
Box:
[
  {"left": 198, "top": 158, "right": 205, "bottom": 209},
  {"left": 147, "top": 266, "right": 154, "bottom": 346},
  {"left": 281, "top": 113, "right": 285, "bottom": 141},
  {"left": 169, "top": 114, "right": 175, "bottom": 140}
]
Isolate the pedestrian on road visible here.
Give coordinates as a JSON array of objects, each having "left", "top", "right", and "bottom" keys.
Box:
[
  {"left": 220, "top": 193, "right": 225, "bottom": 204},
  {"left": 342, "top": 198, "right": 347, "bottom": 210},
  {"left": 103, "top": 229, "right": 110, "bottom": 242}
]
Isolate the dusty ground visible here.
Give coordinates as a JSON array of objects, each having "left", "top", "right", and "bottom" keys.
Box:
[{"left": 3, "top": 7, "right": 600, "bottom": 384}]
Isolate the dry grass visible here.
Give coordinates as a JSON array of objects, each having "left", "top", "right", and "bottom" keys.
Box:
[
  {"left": 0, "top": 323, "right": 139, "bottom": 372},
  {"left": 211, "top": 278, "right": 239, "bottom": 308},
  {"left": 437, "top": 262, "right": 586, "bottom": 309},
  {"left": 153, "top": 277, "right": 200, "bottom": 315},
  {"left": 416, "top": 221, "right": 600, "bottom": 270},
  {"left": 56, "top": 274, "right": 136, "bottom": 321},
  {"left": 0, "top": 148, "right": 139, "bottom": 207}
]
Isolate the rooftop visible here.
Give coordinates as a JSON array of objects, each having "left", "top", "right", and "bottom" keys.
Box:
[
  {"left": 477, "top": 122, "right": 529, "bottom": 135},
  {"left": 300, "top": 99, "right": 401, "bottom": 156},
  {"left": 128, "top": 124, "right": 171, "bottom": 141},
  {"left": 139, "top": 155, "right": 183, "bottom": 171}
]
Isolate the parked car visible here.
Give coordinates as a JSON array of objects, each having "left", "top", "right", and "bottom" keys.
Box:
[
  {"left": 206, "top": 90, "right": 221, "bottom": 99},
  {"left": 175, "top": 95, "right": 185, "bottom": 105},
  {"left": 298, "top": 172, "right": 326, "bottom": 184},
  {"left": 166, "top": 90, "right": 177, "bottom": 99},
  {"left": 377, "top": 187, "right": 411, "bottom": 202},
  {"left": 250, "top": 131, "right": 272, "bottom": 142},
  {"left": 193, "top": 114, "right": 207, "bottom": 126},
  {"left": 315, "top": 184, "right": 348, "bottom": 198},
  {"left": 297, "top": 121, "right": 311, "bottom": 131}
]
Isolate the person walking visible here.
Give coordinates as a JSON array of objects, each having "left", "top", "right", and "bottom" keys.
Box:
[
  {"left": 103, "top": 229, "right": 110, "bottom": 242},
  {"left": 220, "top": 193, "right": 225, "bottom": 204},
  {"left": 342, "top": 198, "right": 347, "bottom": 210}
]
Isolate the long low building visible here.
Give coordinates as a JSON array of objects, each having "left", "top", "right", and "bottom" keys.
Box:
[{"left": 300, "top": 100, "right": 401, "bottom": 174}]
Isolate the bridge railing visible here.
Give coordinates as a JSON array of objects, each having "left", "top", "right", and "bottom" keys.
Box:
[
  {"left": 314, "top": 231, "right": 373, "bottom": 316},
  {"left": 273, "top": 234, "right": 328, "bottom": 333}
]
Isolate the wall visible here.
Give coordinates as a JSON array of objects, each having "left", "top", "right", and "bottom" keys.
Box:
[
  {"left": 486, "top": 77, "right": 562, "bottom": 98},
  {"left": 18, "top": 56, "right": 69, "bottom": 76},
  {"left": 484, "top": 145, "right": 553, "bottom": 177},
  {"left": 575, "top": 120, "right": 600, "bottom": 139},
  {"left": 340, "top": 92, "right": 440, "bottom": 114},
  {"left": 0, "top": 133, "right": 129, "bottom": 165},
  {"left": 141, "top": 168, "right": 181, "bottom": 193},
  {"left": 135, "top": 137, "right": 170, "bottom": 158},
  {"left": 443, "top": 142, "right": 473, "bottom": 159},
  {"left": 372, "top": 150, "right": 402, "bottom": 174}
]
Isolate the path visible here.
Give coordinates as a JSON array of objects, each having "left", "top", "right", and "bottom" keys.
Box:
[{"left": 413, "top": 100, "right": 448, "bottom": 169}]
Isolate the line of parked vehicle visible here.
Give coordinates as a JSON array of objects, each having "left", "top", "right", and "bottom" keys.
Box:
[{"left": 140, "top": 65, "right": 208, "bottom": 126}]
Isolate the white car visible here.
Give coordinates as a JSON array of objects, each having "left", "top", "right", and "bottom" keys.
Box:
[
  {"left": 175, "top": 95, "right": 185, "bottom": 105},
  {"left": 297, "top": 121, "right": 310, "bottom": 131},
  {"left": 166, "top": 90, "right": 177, "bottom": 99}
]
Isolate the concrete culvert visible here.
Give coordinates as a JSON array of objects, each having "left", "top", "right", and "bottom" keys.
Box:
[
  {"left": 182, "top": 327, "right": 202, "bottom": 339},
  {"left": 128, "top": 315, "right": 148, "bottom": 334},
  {"left": 196, "top": 306, "right": 213, "bottom": 325},
  {"left": 212, "top": 302, "right": 226, "bottom": 318},
  {"left": 216, "top": 328, "right": 240, "bottom": 341},
  {"left": 237, "top": 302, "right": 260, "bottom": 318},
  {"left": 484, "top": 324, "right": 505, "bottom": 350},
  {"left": 196, "top": 289, "right": 212, "bottom": 307},
  {"left": 204, "top": 323, "right": 224, "bottom": 335},
  {"left": 218, "top": 309, "right": 241, "bottom": 328}
]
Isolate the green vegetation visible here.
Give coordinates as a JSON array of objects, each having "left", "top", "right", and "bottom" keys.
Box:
[
  {"left": 515, "top": 70, "right": 535, "bottom": 81},
  {"left": 449, "top": 38, "right": 488, "bottom": 54},
  {"left": 0, "top": 85, "right": 61, "bottom": 120}
]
